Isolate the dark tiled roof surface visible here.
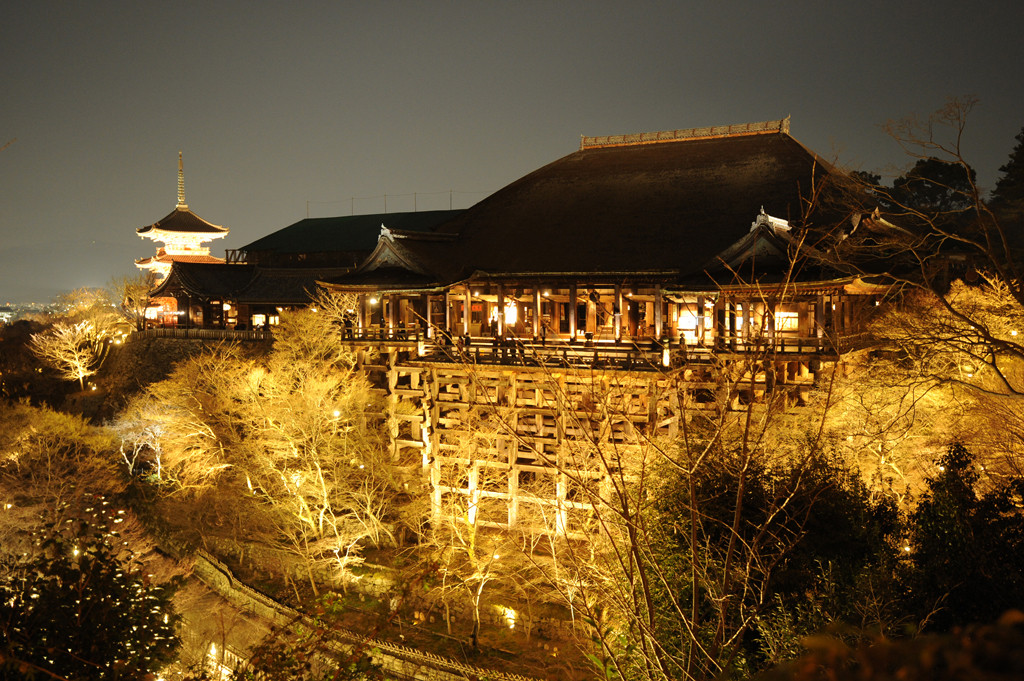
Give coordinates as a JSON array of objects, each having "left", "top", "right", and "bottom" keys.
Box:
[
  {"left": 137, "top": 207, "right": 228, "bottom": 235},
  {"left": 434, "top": 131, "right": 837, "bottom": 279},
  {"left": 324, "top": 266, "right": 442, "bottom": 289},
  {"left": 152, "top": 263, "right": 350, "bottom": 304},
  {"left": 238, "top": 210, "right": 464, "bottom": 255}
]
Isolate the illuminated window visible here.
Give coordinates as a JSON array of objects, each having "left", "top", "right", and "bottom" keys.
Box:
[
  {"left": 144, "top": 307, "right": 160, "bottom": 320},
  {"left": 775, "top": 311, "right": 800, "bottom": 331},
  {"left": 252, "top": 314, "right": 267, "bottom": 327},
  {"left": 676, "top": 303, "right": 711, "bottom": 341}
]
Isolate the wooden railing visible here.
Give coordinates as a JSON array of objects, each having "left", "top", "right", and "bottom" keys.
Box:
[
  {"left": 130, "top": 327, "right": 273, "bottom": 342},
  {"left": 342, "top": 329, "right": 837, "bottom": 370},
  {"left": 128, "top": 325, "right": 837, "bottom": 367}
]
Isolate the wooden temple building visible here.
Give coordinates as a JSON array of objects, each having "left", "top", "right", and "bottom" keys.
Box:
[
  {"left": 133, "top": 120, "right": 885, "bottom": 535},
  {"left": 144, "top": 210, "right": 463, "bottom": 332},
  {"left": 313, "top": 119, "right": 887, "bottom": 535}
]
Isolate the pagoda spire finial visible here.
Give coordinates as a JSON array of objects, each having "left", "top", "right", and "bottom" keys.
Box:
[{"left": 176, "top": 151, "right": 188, "bottom": 209}]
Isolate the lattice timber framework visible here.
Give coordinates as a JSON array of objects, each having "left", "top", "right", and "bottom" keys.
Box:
[{"left": 367, "top": 353, "right": 823, "bottom": 538}]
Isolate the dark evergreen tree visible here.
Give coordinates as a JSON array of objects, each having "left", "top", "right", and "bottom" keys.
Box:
[
  {"left": 890, "top": 157, "right": 977, "bottom": 216},
  {"left": 989, "top": 126, "right": 1024, "bottom": 236},
  {"left": 904, "top": 443, "right": 1024, "bottom": 632},
  {"left": 0, "top": 508, "right": 180, "bottom": 680}
]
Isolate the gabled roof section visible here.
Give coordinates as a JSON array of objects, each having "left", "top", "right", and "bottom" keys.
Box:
[
  {"left": 709, "top": 209, "right": 795, "bottom": 272},
  {"left": 436, "top": 121, "right": 837, "bottom": 279},
  {"left": 237, "top": 209, "right": 464, "bottom": 256},
  {"left": 320, "top": 227, "right": 459, "bottom": 291},
  {"left": 151, "top": 262, "right": 350, "bottom": 304}
]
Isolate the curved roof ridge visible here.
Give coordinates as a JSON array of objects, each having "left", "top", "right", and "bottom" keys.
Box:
[{"left": 580, "top": 117, "right": 791, "bottom": 150}]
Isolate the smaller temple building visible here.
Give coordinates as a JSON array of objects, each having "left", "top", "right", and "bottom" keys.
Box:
[{"left": 136, "top": 153, "right": 229, "bottom": 325}]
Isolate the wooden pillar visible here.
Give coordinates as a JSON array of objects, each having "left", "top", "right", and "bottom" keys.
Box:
[
  {"left": 815, "top": 295, "right": 825, "bottom": 348},
  {"left": 743, "top": 300, "right": 752, "bottom": 348},
  {"left": 387, "top": 294, "right": 397, "bottom": 337},
  {"left": 728, "top": 300, "right": 737, "bottom": 351},
  {"left": 586, "top": 291, "right": 598, "bottom": 336},
  {"left": 444, "top": 291, "right": 451, "bottom": 336},
  {"left": 714, "top": 297, "right": 725, "bottom": 350},
  {"left": 696, "top": 295, "right": 705, "bottom": 345},
  {"left": 568, "top": 284, "right": 578, "bottom": 340},
  {"left": 533, "top": 287, "right": 542, "bottom": 340},
  {"left": 614, "top": 284, "right": 623, "bottom": 342},
  {"left": 423, "top": 294, "right": 433, "bottom": 338},
  {"left": 496, "top": 283, "right": 505, "bottom": 337},
  {"left": 463, "top": 288, "right": 471, "bottom": 336},
  {"left": 654, "top": 285, "right": 663, "bottom": 340}
]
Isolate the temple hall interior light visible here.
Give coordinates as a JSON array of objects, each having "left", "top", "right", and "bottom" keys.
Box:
[{"left": 504, "top": 300, "right": 518, "bottom": 325}]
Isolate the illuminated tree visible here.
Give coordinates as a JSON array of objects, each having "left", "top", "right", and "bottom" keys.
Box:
[
  {"left": 810, "top": 99, "right": 1024, "bottom": 481},
  {"left": 29, "top": 320, "right": 111, "bottom": 389},
  {"left": 108, "top": 272, "right": 154, "bottom": 331},
  {"left": 115, "top": 308, "right": 398, "bottom": 590}
]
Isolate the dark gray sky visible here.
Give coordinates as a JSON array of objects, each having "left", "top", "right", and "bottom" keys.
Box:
[{"left": 2, "top": 1, "right": 1022, "bottom": 303}]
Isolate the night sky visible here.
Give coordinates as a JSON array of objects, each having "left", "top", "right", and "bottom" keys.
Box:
[{"left": 2, "top": 1, "right": 1022, "bottom": 303}]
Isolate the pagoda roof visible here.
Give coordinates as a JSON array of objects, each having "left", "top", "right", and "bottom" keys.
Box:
[
  {"left": 137, "top": 206, "right": 228, "bottom": 237},
  {"left": 238, "top": 209, "right": 463, "bottom": 256}
]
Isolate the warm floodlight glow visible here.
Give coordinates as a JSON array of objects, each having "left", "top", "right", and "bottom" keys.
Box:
[
  {"left": 504, "top": 300, "right": 518, "bottom": 325},
  {"left": 501, "top": 605, "right": 517, "bottom": 629},
  {"left": 369, "top": 297, "right": 379, "bottom": 305}
]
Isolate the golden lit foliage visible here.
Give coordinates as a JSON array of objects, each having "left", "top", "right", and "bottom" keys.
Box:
[
  {"left": 115, "top": 308, "right": 396, "bottom": 587},
  {"left": 29, "top": 320, "right": 111, "bottom": 389},
  {"left": 0, "top": 401, "right": 125, "bottom": 557}
]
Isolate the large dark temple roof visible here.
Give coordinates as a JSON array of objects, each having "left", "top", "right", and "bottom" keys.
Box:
[
  {"left": 428, "top": 123, "right": 837, "bottom": 280},
  {"left": 238, "top": 210, "right": 464, "bottom": 256}
]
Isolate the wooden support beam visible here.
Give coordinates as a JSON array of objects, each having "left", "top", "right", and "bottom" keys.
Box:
[
  {"left": 444, "top": 290, "right": 451, "bottom": 336},
  {"left": 654, "top": 285, "right": 663, "bottom": 340},
  {"left": 533, "top": 287, "right": 542, "bottom": 340},
  {"left": 696, "top": 295, "right": 705, "bottom": 345},
  {"left": 614, "top": 284, "right": 623, "bottom": 342},
  {"left": 496, "top": 283, "right": 505, "bottom": 337}
]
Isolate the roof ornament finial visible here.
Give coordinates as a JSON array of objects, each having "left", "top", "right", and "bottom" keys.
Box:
[{"left": 176, "top": 151, "right": 188, "bottom": 210}]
